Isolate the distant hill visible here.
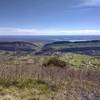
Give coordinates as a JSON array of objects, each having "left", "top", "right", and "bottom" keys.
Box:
[
  {"left": 44, "top": 40, "right": 100, "bottom": 48},
  {"left": 36, "top": 40, "right": 100, "bottom": 57},
  {"left": 1, "top": 40, "right": 100, "bottom": 57},
  {"left": 0, "top": 41, "right": 38, "bottom": 52}
]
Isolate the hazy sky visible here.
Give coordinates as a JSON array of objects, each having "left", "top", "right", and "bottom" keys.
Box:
[{"left": 0, "top": 0, "right": 100, "bottom": 35}]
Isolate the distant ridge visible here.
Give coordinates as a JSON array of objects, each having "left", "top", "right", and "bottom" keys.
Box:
[
  {"left": 0, "top": 40, "right": 100, "bottom": 57},
  {"left": 36, "top": 40, "right": 100, "bottom": 56},
  {"left": 44, "top": 40, "right": 100, "bottom": 47},
  {"left": 0, "top": 41, "right": 38, "bottom": 52}
]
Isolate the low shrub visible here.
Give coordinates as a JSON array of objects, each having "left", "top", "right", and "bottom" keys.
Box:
[{"left": 43, "top": 57, "right": 66, "bottom": 68}]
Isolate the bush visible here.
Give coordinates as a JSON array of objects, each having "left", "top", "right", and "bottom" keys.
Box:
[{"left": 43, "top": 57, "right": 66, "bottom": 68}]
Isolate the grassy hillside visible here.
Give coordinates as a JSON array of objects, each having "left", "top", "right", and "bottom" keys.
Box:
[{"left": 0, "top": 51, "right": 99, "bottom": 99}]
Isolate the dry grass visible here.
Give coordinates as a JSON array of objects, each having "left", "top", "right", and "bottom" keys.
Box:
[{"left": 0, "top": 52, "right": 100, "bottom": 100}]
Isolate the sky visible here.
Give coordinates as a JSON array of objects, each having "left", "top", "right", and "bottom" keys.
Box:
[{"left": 0, "top": 0, "right": 100, "bottom": 35}]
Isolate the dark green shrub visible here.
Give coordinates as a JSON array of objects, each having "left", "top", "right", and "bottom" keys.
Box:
[{"left": 43, "top": 57, "right": 66, "bottom": 68}]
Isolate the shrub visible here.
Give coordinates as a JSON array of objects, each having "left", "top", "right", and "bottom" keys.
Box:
[{"left": 43, "top": 57, "right": 66, "bottom": 68}]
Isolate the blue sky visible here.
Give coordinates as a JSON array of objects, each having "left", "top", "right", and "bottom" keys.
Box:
[{"left": 0, "top": 0, "right": 100, "bottom": 35}]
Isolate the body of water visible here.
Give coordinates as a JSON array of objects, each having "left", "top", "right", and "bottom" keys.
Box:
[{"left": 0, "top": 35, "right": 100, "bottom": 42}]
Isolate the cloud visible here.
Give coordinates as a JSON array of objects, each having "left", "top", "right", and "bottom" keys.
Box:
[
  {"left": 0, "top": 27, "right": 36, "bottom": 33},
  {"left": 0, "top": 27, "right": 100, "bottom": 35},
  {"left": 77, "top": 0, "right": 100, "bottom": 7},
  {"left": 60, "top": 30, "right": 100, "bottom": 35},
  {"left": 0, "top": 28, "right": 43, "bottom": 35}
]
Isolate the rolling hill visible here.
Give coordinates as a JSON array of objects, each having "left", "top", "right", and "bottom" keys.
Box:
[
  {"left": 37, "top": 40, "right": 100, "bottom": 57},
  {"left": 0, "top": 41, "right": 38, "bottom": 52},
  {"left": 0, "top": 40, "right": 100, "bottom": 57}
]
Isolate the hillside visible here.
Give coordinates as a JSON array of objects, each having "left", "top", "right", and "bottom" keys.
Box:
[
  {"left": 0, "top": 41, "right": 38, "bottom": 52},
  {"left": 37, "top": 40, "right": 100, "bottom": 57},
  {"left": 0, "top": 40, "right": 100, "bottom": 100},
  {"left": 0, "top": 40, "right": 100, "bottom": 58},
  {"left": 0, "top": 52, "right": 100, "bottom": 100}
]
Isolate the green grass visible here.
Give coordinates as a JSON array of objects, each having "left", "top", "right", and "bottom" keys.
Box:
[
  {"left": 0, "top": 78, "right": 50, "bottom": 93},
  {"left": 60, "top": 53, "right": 100, "bottom": 69},
  {"left": 0, "top": 52, "right": 100, "bottom": 70},
  {"left": 8, "top": 52, "right": 100, "bottom": 70},
  {"left": 0, "top": 78, "right": 99, "bottom": 100}
]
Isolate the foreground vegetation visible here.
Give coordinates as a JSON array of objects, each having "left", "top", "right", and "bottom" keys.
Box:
[
  {"left": 0, "top": 51, "right": 100, "bottom": 100},
  {"left": 0, "top": 78, "right": 99, "bottom": 100}
]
